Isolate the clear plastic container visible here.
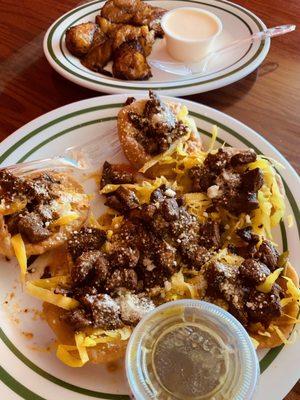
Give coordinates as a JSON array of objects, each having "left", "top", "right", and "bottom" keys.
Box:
[{"left": 126, "top": 300, "right": 259, "bottom": 400}]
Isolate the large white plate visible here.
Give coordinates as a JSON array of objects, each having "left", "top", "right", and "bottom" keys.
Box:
[
  {"left": 0, "top": 95, "right": 299, "bottom": 400},
  {"left": 44, "top": 0, "right": 270, "bottom": 96}
]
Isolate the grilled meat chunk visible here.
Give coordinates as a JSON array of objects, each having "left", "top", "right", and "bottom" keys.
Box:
[
  {"left": 105, "top": 186, "right": 139, "bottom": 213},
  {"left": 110, "top": 246, "right": 140, "bottom": 268},
  {"left": 230, "top": 149, "right": 257, "bottom": 166},
  {"left": 236, "top": 226, "right": 259, "bottom": 244},
  {"left": 199, "top": 220, "right": 221, "bottom": 249},
  {"left": 112, "top": 41, "right": 152, "bottom": 80},
  {"left": 66, "top": 22, "right": 101, "bottom": 57},
  {"left": 205, "top": 261, "right": 248, "bottom": 326},
  {"left": 241, "top": 168, "right": 264, "bottom": 192},
  {"left": 83, "top": 293, "right": 123, "bottom": 329},
  {"left": 100, "top": 161, "right": 135, "bottom": 189},
  {"left": 71, "top": 250, "right": 110, "bottom": 287},
  {"left": 62, "top": 308, "right": 92, "bottom": 331},
  {"left": 239, "top": 259, "right": 270, "bottom": 286},
  {"left": 106, "top": 268, "right": 138, "bottom": 291},
  {"left": 17, "top": 212, "right": 51, "bottom": 243},
  {"left": 68, "top": 227, "right": 106, "bottom": 262},
  {"left": 246, "top": 284, "right": 282, "bottom": 327},
  {"left": 257, "top": 240, "right": 279, "bottom": 272}
]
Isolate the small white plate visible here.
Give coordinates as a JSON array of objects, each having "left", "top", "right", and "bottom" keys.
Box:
[
  {"left": 0, "top": 95, "right": 299, "bottom": 400},
  {"left": 44, "top": 0, "right": 270, "bottom": 95}
]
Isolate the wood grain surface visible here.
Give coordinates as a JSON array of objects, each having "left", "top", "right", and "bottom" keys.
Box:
[{"left": 0, "top": 0, "right": 299, "bottom": 398}]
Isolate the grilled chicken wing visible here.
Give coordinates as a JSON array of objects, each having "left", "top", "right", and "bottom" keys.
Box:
[
  {"left": 65, "top": 22, "right": 101, "bottom": 57},
  {"left": 112, "top": 41, "right": 152, "bottom": 80}
]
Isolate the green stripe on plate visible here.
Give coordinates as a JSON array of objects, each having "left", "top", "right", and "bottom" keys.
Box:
[
  {"left": 0, "top": 365, "right": 46, "bottom": 400},
  {"left": 58, "top": 0, "right": 254, "bottom": 84},
  {"left": 46, "top": 0, "right": 266, "bottom": 90},
  {"left": 0, "top": 103, "right": 298, "bottom": 399}
]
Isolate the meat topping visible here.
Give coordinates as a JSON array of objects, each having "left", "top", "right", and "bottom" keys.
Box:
[
  {"left": 68, "top": 227, "right": 107, "bottom": 261},
  {"left": 105, "top": 186, "right": 139, "bottom": 213},
  {"left": 71, "top": 250, "right": 110, "bottom": 287},
  {"left": 257, "top": 240, "right": 279, "bottom": 272},
  {"left": 188, "top": 148, "right": 263, "bottom": 215},
  {"left": 100, "top": 161, "right": 135, "bottom": 189},
  {"left": 128, "top": 91, "right": 188, "bottom": 155},
  {"left": 82, "top": 293, "right": 123, "bottom": 329},
  {"left": 239, "top": 259, "right": 270, "bottom": 285},
  {"left": 245, "top": 284, "right": 282, "bottom": 327},
  {"left": 106, "top": 268, "right": 138, "bottom": 292},
  {"left": 18, "top": 212, "right": 51, "bottom": 243}
]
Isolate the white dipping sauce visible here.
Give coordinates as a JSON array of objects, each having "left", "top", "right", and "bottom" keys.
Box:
[
  {"left": 164, "top": 8, "right": 219, "bottom": 40},
  {"left": 161, "top": 7, "right": 223, "bottom": 62}
]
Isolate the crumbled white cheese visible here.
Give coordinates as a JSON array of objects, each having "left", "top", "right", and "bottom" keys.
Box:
[
  {"left": 165, "top": 188, "right": 176, "bottom": 198},
  {"left": 245, "top": 214, "right": 251, "bottom": 224},
  {"left": 118, "top": 293, "right": 155, "bottom": 324},
  {"left": 207, "top": 185, "right": 220, "bottom": 199}
]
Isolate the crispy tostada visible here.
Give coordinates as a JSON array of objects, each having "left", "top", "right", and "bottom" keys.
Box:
[{"left": 4, "top": 92, "right": 298, "bottom": 367}]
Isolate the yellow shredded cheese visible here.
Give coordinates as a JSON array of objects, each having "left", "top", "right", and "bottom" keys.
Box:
[
  {"left": 283, "top": 276, "right": 300, "bottom": 302},
  {"left": 56, "top": 345, "right": 85, "bottom": 368},
  {"left": 26, "top": 282, "right": 79, "bottom": 310},
  {"left": 51, "top": 212, "right": 79, "bottom": 227},
  {"left": 75, "top": 332, "right": 89, "bottom": 365},
  {"left": 250, "top": 337, "right": 260, "bottom": 349},
  {"left": 29, "top": 276, "right": 70, "bottom": 290},
  {"left": 11, "top": 233, "right": 27, "bottom": 277},
  {"left": 0, "top": 199, "right": 27, "bottom": 216},
  {"left": 165, "top": 271, "right": 198, "bottom": 300},
  {"left": 258, "top": 330, "right": 271, "bottom": 337},
  {"left": 139, "top": 134, "right": 190, "bottom": 173},
  {"left": 256, "top": 268, "right": 283, "bottom": 293},
  {"left": 270, "top": 324, "right": 290, "bottom": 345}
]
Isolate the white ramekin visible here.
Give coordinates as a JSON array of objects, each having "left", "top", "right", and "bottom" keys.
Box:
[{"left": 161, "top": 7, "right": 223, "bottom": 62}]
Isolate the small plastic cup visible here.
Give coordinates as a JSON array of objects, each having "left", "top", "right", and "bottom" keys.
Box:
[
  {"left": 161, "top": 7, "right": 223, "bottom": 62},
  {"left": 126, "top": 300, "right": 259, "bottom": 400}
]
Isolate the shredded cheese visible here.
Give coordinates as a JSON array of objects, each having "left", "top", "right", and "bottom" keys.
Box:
[
  {"left": 51, "top": 212, "right": 79, "bottom": 227},
  {"left": 256, "top": 268, "right": 283, "bottom": 293},
  {"left": 56, "top": 345, "right": 85, "bottom": 368},
  {"left": 0, "top": 199, "right": 27, "bottom": 216},
  {"left": 11, "top": 233, "right": 27, "bottom": 278},
  {"left": 26, "top": 282, "right": 79, "bottom": 310},
  {"left": 250, "top": 337, "right": 259, "bottom": 349},
  {"left": 75, "top": 332, "right": 89, "bottom": 365}
]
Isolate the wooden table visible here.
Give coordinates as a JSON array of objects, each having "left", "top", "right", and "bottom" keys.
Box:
[{"left": 0, "top": 0, "right": 299, "bottom": 398}]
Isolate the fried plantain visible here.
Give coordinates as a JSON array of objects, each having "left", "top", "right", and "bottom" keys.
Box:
[
  {"left": 112, "top": 41, "right": 152, "bottom": 80},
  {"left": 101, "top": 0, "right": 135, "bottom": 24},
  {"left": 82, "top": 36, "right": 114, "bottom": 71},
  {"left": 112, "top": 25, "right": 155, "bottom": 56},
  {"left": 65, "top": 22, "right": 101, "bottom": 57},
  {"left": 132, "top": 4, "right": 166, "bottom": 37}
]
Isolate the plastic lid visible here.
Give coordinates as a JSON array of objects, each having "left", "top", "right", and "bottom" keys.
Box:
[{"left": 126, "top": 300, "right": 259, "bottom": 400}]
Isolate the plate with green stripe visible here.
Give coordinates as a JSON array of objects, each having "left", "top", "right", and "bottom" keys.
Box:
[
  {"left": 0, "top": 95, "right": 299, "bottom": 400},
  {"left": 43, "top": 0, "right": 270, "bottom": 95}
]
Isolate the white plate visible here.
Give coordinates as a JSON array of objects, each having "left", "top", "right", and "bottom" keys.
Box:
[
  {"left": 44, "top": 0, "right": 270, "bottom": 96},
  {"left": 0, "top": 95, "right": 299, "bottom": 400}
]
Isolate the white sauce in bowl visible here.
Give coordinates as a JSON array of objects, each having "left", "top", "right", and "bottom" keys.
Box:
[
  {"left": 161, "top": 7, "right": 223, "bottom": 61},
  {"left": 164, "top": 8, "right": 219, "bottom": 41}
]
